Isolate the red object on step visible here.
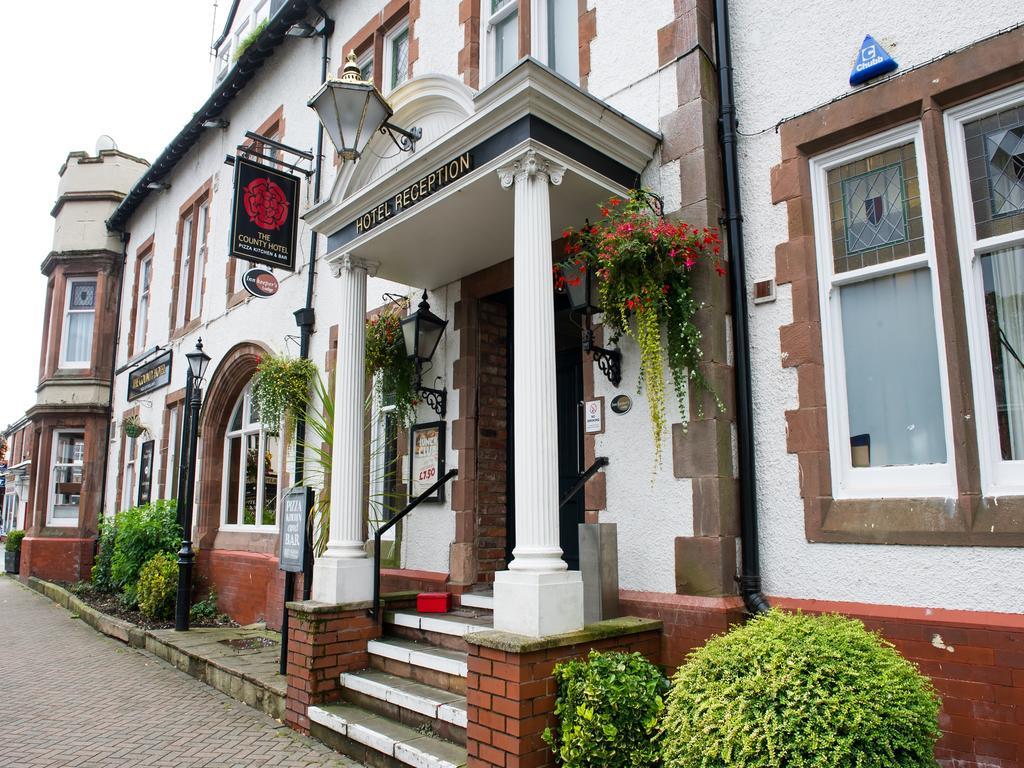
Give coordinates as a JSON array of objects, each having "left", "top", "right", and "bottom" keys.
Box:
[{"left": 417, "top": 592, "right": 452, "bottom": 613}]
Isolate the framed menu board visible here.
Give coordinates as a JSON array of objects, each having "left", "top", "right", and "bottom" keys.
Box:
[{"left": 409, "top": 421, "right": 446, "bottom": 503}]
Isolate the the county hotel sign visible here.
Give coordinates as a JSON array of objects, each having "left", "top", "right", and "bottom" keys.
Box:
[
  {"left": 128, "top": 350, "right": 172, "bottom": 401},
  {"left": 354, "top": 152, "right": 473, "bottom": 235},
  {"left": 229, "top": 157, "right": 299, "bottom": 271}
]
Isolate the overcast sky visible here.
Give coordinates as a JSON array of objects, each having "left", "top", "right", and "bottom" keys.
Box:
[{"left": 0, "top": 1, "right": 219, "bottom": 430}]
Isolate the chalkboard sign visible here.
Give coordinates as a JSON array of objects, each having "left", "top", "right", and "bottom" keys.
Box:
[
  {"left": 137, "top": 440, "right": 154, "bottom": 506},
  {"left": 279, "top": 487, "right": 310, "bottom": 573}
]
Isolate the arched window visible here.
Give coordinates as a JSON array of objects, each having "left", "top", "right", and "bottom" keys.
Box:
[{"left": 221, "top": 383, "right": 279, "bottom": 529}]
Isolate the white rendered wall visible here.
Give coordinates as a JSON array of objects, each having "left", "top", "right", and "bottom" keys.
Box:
[{"left": 732, "top": 2, "right": 1024, "bottom": 613}]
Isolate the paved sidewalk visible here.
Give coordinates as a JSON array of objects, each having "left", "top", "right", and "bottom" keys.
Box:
[{"left": 0, "top": 576, "right": 361, "bottom": 767}]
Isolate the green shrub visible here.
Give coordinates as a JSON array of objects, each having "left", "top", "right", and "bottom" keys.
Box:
[
  {"left": 4, "top": 529, "right": 25, "bottom": 553},
  {"left": 543, "top": 650, "right": 668, "bottom": 768},
  {"left": 91, "top": 515, "right": 118, "bottom": 592},
  {"left": 662, "top": 610, "right": 941, "bottom": 768},
  {"left": 111, "top": 500, "right": 180, "bottom": 601},
  {"left": 190, "top": 587, "right": 222, "bottom": 623},
  {"left": 136, "top": 551, "right": 179, "bottom": 619}
]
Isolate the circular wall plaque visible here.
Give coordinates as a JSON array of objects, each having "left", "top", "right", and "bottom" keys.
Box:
[
  {"left": 610, "top": 394, "right": 632, "bottom": 414},
  {"left": 242, "top": 267, "right": 279, "bottom": 298}
]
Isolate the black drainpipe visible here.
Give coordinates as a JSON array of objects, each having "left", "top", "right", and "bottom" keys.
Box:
[
  {"left": 714, "top": 0, "right": 769, "bottom": 615},
  {"left": 98, "top": 229, "right": 132, "bottom": 536}
]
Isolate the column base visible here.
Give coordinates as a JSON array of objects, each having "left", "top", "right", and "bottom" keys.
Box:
[
  {"left": 311, "top": 556, "right": 374, "bottom": 604},
  {"left": 493, "top": 569, "right": 584, "bottom": 637}
]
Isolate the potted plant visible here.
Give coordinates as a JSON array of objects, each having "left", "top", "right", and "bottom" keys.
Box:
[
  {"left": 250, "top": 353, "right": 317, "bottom": 429},
  {"left": 556, "top": 189, "right": 724, "bottom": 465},
  {"left": 365, "top": 307, "right": 418, "bottom": 427},
  {"left": 4, "top": 529, "right": 25, "bottom": 574},
  {"left": 122, "top": 415, "right": 148, "bottom": 439}
]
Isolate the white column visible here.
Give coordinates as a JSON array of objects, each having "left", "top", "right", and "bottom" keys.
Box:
[
  {"left": 492, "top": 148, "right": 584, "bottom": 637},
  {"left": 312, "top": 253, "right": 376, "bottom": 604}
]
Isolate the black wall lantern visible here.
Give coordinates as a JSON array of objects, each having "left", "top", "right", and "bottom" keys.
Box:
[
  {"left": 401, "top": 291, "right": 448, "bottom": 417},
  {"left": 561, "top": 258, "right": 622, "bottom": 388}
]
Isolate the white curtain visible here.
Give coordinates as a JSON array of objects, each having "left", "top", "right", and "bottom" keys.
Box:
[
  {"left": 65, "top": 312, "right": 94, "bottom": 363},
  {"left": 990, "top": 245, "right": 1024, "bottom": 459}
]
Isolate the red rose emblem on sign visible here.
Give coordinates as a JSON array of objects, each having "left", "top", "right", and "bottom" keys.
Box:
[{"left": 243, "top": 177, "right": 290, "bottom": 230}]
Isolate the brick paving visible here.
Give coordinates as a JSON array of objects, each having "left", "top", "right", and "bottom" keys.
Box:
[{"left": 0, "top": 576, "right": 362, "bottom": 767}]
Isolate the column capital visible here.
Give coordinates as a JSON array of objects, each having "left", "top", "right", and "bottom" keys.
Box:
[
  {"left": 329, "top": 252, "right": 379, "bottom": 278},
  {"left": 496, "top": 149, "right": 566, "bottom": 190}
]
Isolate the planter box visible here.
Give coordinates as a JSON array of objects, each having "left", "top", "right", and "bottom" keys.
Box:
[{"left": 5, "top": 550, "right": 20, "bottom": 574}]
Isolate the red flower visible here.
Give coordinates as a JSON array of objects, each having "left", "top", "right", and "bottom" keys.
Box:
[
  {"left": 601, "top": 207, "right": 610, "bottom": 217},
  {"left": 715, "top": 264, "right": 726, "bottom": 276},
  {"left": 609, "top": 197, "right": 621, "bottom": 207}
]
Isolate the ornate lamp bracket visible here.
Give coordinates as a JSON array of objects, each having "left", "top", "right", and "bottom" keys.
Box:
[
  {"left": 583, "top": 329, "right": 621, "bottom": 388},
  {"left": 416, "top": 385, "right": 447, "bottom": 418}
]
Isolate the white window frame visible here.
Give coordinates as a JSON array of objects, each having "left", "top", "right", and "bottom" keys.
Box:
[
  {"left": 136, "top": 255, "right": 152, "bottom": 352},
  {"left": 946, "top": 82, "right": 1024, "bottom": 496},
  {"left": 482, "top": 0, "right": 519, "bottom": 84},
  {"left": 357, "top": 48, "right": 374, "bottom": 85},
  {"left": 810, "top": 122, "right": 956, "bottom": 499},
  {"left": 383, "top": 20, "right": 410, "bottom": 95},
  {"left": 191, "top": 202, "right": 210, "bottom": 320},
  {"left": 60, "top": 277, "right": 96, "bottom": 369},
  {"left": 220, "top": 385, "right": 281, "bottom": 532},
  {"left": 176, "top": 212, "right": 194, "bottom": 328},
  {"left": 47, "top": 430, "right": 84, "bottom": 527},
  {"left": 122, "top": 434, "right": 137, "bottom": 511},
  {"left": 215, "top": 40, "right": 231, "bottom": 82},
  {"left": 532, "top": 0, "right": 579, "bottom": 84}
]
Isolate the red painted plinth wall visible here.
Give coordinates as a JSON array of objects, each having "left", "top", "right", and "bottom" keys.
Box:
[
  {"left": 20, "top": 536, "right": 95, "bottom": 584},
  {"left": 195, "top": 549, "right": 307, "bottom": 630},
  {"left": 620, "top": 590, "right": 1024, "bottom": 768}
]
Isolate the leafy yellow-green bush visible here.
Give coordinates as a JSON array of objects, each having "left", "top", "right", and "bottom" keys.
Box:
[
  {"left": 662, "top": 610, "right": 941, "bottom": 768},
  {"left": 136, "top": 551, "right": 178, "bottom": 620},
  {"left": 543, "top": 650, "right": 668, "bottom": 767}
]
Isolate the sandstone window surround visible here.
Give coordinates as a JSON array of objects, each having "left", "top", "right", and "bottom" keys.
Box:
[
  {"left": 59, "top": 277, "right": 97, "bottom": 369},
  {"left": 170, "top": 180, "right": 212, "bottom": 335},
  {"left": 773, "top": 27, "right": 1024, "bottom": 546},
  {"left": 221, "top": 383, "right": 282, "bottom": 531},
  {"left": 127, "top": 237, "right": 154, "bottom": 358},
  {"left": 341, "top": 1, "right": 419, "bottom": 98}
]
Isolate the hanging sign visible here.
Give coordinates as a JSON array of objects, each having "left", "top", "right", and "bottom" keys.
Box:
[
  {"left": 128, "top": 350, "right": 173, "bottom": 401},
  {"left": 137, "top": 440, "right": 155, "bottom": 506},
  {"left": 242, "top": 267, "right": 280, "bottom": 298},
  {"left": 354, "top": 152, "right": 474, "bottom": 236},
  {"left": 849, "top": 35, "right": 898, "bottom": 86},
  {"left": 410, "top": 421, "right": 446, "bottom": 503},
  {"left": 279, "top": 487, "right": 311, "bottom": 573},
  {"left": 229, "top": 157, "right": 299, "bottom": 271}
]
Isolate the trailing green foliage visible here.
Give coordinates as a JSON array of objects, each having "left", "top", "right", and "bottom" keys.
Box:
[
  {"left": 110, "top": 500, "right": 181, "bottom": 602},
  {"left": 91, "top": 516, "right": 119, "bottom": 592},
  {"left": 4, "top": 529, "right": 25, "bottom": 553},
  {"left": 136, "top": 551, "right": 178, "bottom": 620},
  {"left": 543, "top": 650, "right": 668, "bottom": 768},
  {"left": 232, "top": 18, "right": 269, "bottom": 61},
  {"left": 365, "top": 307, "right": 418, "bottom": 428},
  {"left": 662, "top": 610, "right": 941, "bottom": 768},
  {"left": 251, "top": 354, "right": 317, "bottom": 429}
]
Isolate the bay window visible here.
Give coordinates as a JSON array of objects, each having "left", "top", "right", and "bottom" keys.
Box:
[
  {"left": 811, "top": 124, "right": 955, "bottom": 498},
  {"left": 222, "top": 384, "right": 280, "bottom": 529},
  {"left": 61, "top": 278, "right": 96, "bottom": 368},
  {"left": 947, "top": 84, "right": 1024, "bottom": 494},
  {"left": 49, "top": 431, "right": 84, "bottom": 526}
]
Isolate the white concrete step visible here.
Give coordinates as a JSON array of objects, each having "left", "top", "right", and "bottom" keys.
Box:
[
  {"left": 368, "top": 637, "right": 468, "bottom": 678},
  {"left": 309, "top": 703, "right": 466, "bottom": 768},
  {"left": 458, "top": 591, "right": 494, "bottom": 611},
  {"left": 384, "top": 610, "right": 492, "bottom": 638},
  {"left": 340, "top": 669, "right": 468, "bottom": 729}
]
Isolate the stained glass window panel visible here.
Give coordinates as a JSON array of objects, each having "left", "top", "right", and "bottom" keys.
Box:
[
  {"left": 964, "top": 103, "right": 1024, "bottom": 239},
  {"left": 827, "top": 142, "right": 924, "bottom": 273}
]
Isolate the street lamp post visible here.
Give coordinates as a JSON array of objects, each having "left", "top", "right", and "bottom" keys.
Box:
[{"left": 175, "top": 338, "right": 211, "bottom": 632}]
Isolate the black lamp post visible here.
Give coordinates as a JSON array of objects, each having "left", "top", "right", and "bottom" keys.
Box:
[
  {"left": 175, "top": 338, "right": 211, "bottom": 632},
  {"left": 561, "top": 261, "right": 622, "bottom": 387},
  {"left": 400, "top": 291, "right": 449, "bottom": 417}
]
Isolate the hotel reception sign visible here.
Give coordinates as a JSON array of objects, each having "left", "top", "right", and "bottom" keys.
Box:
[
  {"left": 128, "top": 350, "right": 172, "bottom": 401},
  {"left": 229, "top": 157, "right": 300, "bottom": 271},
  {"left": 354, "top": 152, "right": 474, "bottom": 236}
]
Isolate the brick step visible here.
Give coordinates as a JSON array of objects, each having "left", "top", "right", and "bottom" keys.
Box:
[
  {"left": 309, "top": 703, "right": 466, "bottom": 768},
  {"left": 340, "top": 669, "right": 467, "bottom": 744},
  {"left": 368, "top": 637, "right": 467, "bottom": 694},
  {"left": 383, "top": 610, "right": 492, "bottom": 653}
]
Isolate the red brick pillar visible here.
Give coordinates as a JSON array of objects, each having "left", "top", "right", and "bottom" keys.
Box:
[
  {"left": 465, "top": 617, "right": 662, "bottom": 768},
  {"left": 284, "top": 600, "right": 381, "bottom": 734}
]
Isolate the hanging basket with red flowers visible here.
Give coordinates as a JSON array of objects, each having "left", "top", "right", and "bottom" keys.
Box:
[
  {"left": 555, "top": 189, "right": 724, "bottom": 465},
  {"left": 365, "top": 307, "right": 418, "bottom": 427}
]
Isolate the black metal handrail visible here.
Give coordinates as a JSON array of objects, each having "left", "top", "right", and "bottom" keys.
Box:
[
  {"left": 370, "top": 468, "right": 458, "bottom": 620},
  {"left": 559, "top": 457, "right": 609, "bottom": 509}
]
